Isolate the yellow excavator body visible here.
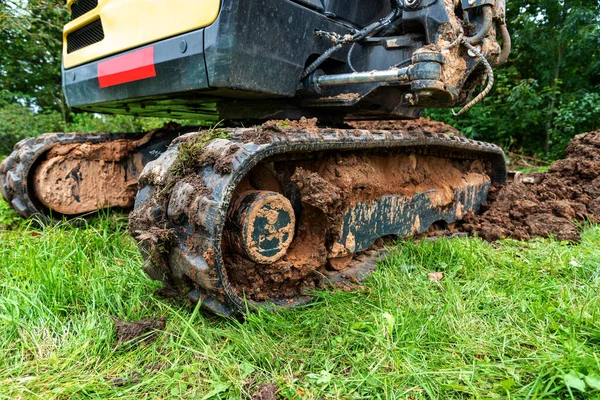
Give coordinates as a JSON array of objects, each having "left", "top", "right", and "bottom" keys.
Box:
[{"left": 63, "top": 0, "right": 221, "bottom": 68}]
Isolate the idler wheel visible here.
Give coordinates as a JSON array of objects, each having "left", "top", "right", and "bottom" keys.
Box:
[{"left": 227, "top": 191, "right": 296, "bottom": 264}]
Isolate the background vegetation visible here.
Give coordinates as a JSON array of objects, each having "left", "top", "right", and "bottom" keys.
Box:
[{"left": 1, "top": 0, "right": 599, "bottom": 158}]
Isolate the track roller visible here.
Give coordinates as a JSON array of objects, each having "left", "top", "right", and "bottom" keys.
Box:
[{"left": 225, "top": 191, "right": 296, "bottom": 264}]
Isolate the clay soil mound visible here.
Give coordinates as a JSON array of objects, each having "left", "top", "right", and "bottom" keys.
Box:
[
  {"left": 461, "top": 130, "right": 600, "bottom": 242},
  {"left": 349, "top": 117, "right": 460, "bottom": 136}
]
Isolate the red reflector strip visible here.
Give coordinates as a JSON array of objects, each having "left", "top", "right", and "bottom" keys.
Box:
[{"left": 98, "top": 47, "right": 157, "bottom": 88}]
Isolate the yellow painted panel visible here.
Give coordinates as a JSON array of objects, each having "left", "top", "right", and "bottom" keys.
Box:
[{"left": 63, "top": 0, "right": 220, "bottom": 69}]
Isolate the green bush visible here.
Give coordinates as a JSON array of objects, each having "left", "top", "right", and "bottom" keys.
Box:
[
  {"left": 427, "top": 71, "right": 600, "bottom": 160},
  {"left": 551, "top": 91, "right": 600, "bottom": 158},
  {"left": 0, "top": 103, "right": 63, "bottom": 155},
  {"left": 0, "top": 102, "right": 213, "bottom": 157}
]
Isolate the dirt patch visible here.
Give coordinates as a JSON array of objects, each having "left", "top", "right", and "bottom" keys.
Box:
[
  {"left": 240, "top": 117, "right": 319, "bottom": 144},
  {"left": 291, "top": 168, "right": 342, "bottom": 215},
  {"left": 212, "top": 144, "right": 239, "bottom": 174},
  {"left": 45, "top": 136, "right": 144, "bottom": 162},
  {"left": 264, "top": 117, "right": 319, "bottom": 131},
  {"left": 292, "top": 153, "right": 488, "bottom": 215},
  {"left": 322, "top": 93, "right": 360, "bottom": 101},
  {"left": 252, "top": 383, "right": 278, "bottom": 400},
  {"left": 349, "top": 117, "right": 460, "bottom": 136},
  {"left": 239, "top": 118, "right": 458, "bottom": 145},
  {"left": 461, "top": 131, "right": 600, "bottom": 242},
  {"left": 111, "top": 316, "right": 166, "bottom": 345},
  {"left": 240, "top": 129, "right": 276, "bottom": 145},
  {"left": 29, "top": 125, "right": 183, "bottom": 216}
]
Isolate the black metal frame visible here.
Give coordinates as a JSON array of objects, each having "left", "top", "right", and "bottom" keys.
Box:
[{"left": 63, "top": 0, "right": 498, "bottom": 122}]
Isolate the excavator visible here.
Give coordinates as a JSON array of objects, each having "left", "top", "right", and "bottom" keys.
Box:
[{"left": 0, "top": 0, "right": 510, "bottom": 316}]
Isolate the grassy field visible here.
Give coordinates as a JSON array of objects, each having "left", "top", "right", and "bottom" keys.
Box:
[{"left": 0, "top": 201, "right": 599, "bottom": 399}]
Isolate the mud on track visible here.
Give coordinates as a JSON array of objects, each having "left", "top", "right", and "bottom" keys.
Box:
[
  {"left": 224, "top": 151, "right": 490, "bottom": 301},
  {"left": 349, "top": 117, "right": 460, "bottom": 136},
  {"left": 33, "top": 139, "right": 144, "bottom": 215},
  {"left": 461, "top": 130, "right": 600, "bottom": 242}
]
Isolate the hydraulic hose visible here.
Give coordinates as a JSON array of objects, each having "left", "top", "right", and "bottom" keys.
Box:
[
  {"left": 302, "top": 7, "right": 401, "bottom": 79},
  {"left": 466, "top": 5, "right": 493, "bottom": 45},
  {"left": 497, "top": 21, "right": 512, "bottom": 65},
  {"left": 452, "top": 39, "right": 495, "bottom": 116},
  {"left": 302, "top": 44, "right": 344, "bottom": 79}
]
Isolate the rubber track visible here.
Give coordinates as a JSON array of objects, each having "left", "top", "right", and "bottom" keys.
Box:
[
  {"left": 0, "top": 131, "right": 150, "bottom": 223},
  {"left": 132, "top": 127, "right": 507, "bottom": 316}
]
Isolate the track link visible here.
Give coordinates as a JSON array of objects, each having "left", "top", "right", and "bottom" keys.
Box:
[
  {"left": 0, "top": 126, "right": 187, "bottom": 223},
  {"left": 130, "top": 126, "right": 506, "bottom": 316}
]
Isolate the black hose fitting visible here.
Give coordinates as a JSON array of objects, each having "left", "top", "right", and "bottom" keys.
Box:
[{"left": 466, "top": 5, "right": 494, "bottom": 45}]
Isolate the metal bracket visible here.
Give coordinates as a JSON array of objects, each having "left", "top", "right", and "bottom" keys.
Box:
[
  {"left": 494, "top": 0, "right": 506, "bottom": 22},
  {"left": 461, "top": 0, "right": 495, "bottom": 9},
  {"left": 402, "top": 0, "right": 437, "bottom": 9}
]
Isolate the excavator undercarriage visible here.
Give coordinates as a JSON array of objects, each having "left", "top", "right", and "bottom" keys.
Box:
[
  {"left": 129, "top": 125, "right": 505, "bottom": 315},
  {"left": 1, "top": 0, "right": 510, "bottom": 314}
]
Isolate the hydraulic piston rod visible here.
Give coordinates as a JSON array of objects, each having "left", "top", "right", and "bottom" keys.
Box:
[{"left": 315, "top": 67, "right": 411, "bottom": 87}]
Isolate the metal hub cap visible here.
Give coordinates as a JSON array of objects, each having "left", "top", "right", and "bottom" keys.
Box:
[{"left": 229, "top": 191, "right": 296, "bottom": 264}]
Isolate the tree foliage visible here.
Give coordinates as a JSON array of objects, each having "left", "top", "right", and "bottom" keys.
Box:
[
  {"left": 0, "top": 0, "right": 67, "bottom": 115},
  {"left": 0, "top": 0, "right": 599, "bottom": 159}
]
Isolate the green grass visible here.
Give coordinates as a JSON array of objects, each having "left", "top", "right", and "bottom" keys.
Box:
[
  {"left": 0, "top": 202, "right": 599, "bottom": 399},
  {"left": 515, "top": 166, "right": 551, "bottom": 174}
]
